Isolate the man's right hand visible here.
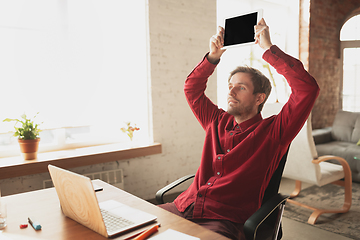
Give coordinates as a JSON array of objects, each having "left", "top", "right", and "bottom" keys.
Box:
[{"left": 207, "top": 26, "right": 226, "bottom": 64}]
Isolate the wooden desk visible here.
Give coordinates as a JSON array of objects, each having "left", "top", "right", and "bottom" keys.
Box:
[{"left": 0, "top": 180, "right": 229, "bottom": 240}]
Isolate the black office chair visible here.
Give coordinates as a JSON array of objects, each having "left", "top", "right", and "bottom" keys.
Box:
[{"left": 156, "top": 147, "right": 290, "bottom": 240}]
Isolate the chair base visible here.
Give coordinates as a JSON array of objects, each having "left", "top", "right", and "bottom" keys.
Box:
[
  {"left": 287, "top": 198, "right": 350, "bottom": 224},
  {"left": 287, "top": 179, "right": 352, "bottom": 225}
]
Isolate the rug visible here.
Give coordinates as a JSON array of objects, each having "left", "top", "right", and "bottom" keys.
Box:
[{"left": 283, "top": 182, "right": 360, "bottom": 239}]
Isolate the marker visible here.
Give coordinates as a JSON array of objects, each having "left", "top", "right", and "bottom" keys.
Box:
[
  {"left": 28, "top": 217, "right": 42, "bottom": 230},
  {"left": 123, "top": 223, "right": 161, "bottom": 240},
  {"left": 133, "top": 224, "right": 159, "bottom": 240}
]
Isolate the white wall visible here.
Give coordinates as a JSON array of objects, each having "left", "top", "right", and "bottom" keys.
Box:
[
  {"left": 0, "top": 0, "right": 217, "bottom": 200},
  {"left": 145, "top": 0, "right": 217, "bottom": 199}
]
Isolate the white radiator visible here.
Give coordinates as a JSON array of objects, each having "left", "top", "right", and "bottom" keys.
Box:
[{"left": 43, "top": 169, "right": 124, "bottom": 189}]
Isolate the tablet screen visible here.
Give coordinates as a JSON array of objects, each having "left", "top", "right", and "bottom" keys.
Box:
[{"left": 223, "top": 10, "right": 262, "bottom": 49}]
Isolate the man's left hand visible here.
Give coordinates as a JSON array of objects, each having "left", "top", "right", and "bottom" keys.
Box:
[{"left": 254, "top": 18, "right": 273, "bottom": 50}]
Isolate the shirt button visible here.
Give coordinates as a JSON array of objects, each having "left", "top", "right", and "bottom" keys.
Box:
[
  {"left": 207, "top": 183, "right": 211, "bottom": 185},
  {"left": 236, "top": 126, "right": 240, "bottom": 129},
  {"left": 218, "top": 156, "right": 221, "bottom": 160},
  {"left": 227, "top": 149, "right": 230, "bottom": 152},
  {"left": 217, "top": 172, "right": 220, "bottom": 175},
  {"left": 198, "top": 193, "right": 202, "bottom": 197},
  {"left": 230, "top": 133, "right": 233, "bottom": 136}
]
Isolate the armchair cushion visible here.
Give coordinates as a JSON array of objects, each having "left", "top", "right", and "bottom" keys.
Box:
[
  {"left": 331, "top": 110, "right": 360, "bottom": 143},
  {"left": 316, "top": 141, "right": 360, "bottom": 163},
  {"left": 312, "top": 127, "right": 332, "bottom": 145},
  {"left": 353, "top": 115, "right": 360, "bottom": 143}
]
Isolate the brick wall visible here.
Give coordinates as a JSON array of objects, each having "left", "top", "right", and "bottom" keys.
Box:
[{"left": 300, "top": 0, "right": 360, "bottom": 129}]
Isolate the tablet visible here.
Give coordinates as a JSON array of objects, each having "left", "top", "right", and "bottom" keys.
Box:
[{"left": 222, "top": 9, "right": 263, "bottom": 49}]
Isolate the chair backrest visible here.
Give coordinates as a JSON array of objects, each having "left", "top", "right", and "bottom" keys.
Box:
[
  {"left": 283, "top": 116, "right": 321, "bottom": 185},
  {"left": 262, "top": 146, "right": 289, "bottom": 205},
  {"left": 255, "top": 145, "right": 289, "bottom": 240},
  {"left": 261, "top": 102, "right": 292, "bottom": 203}
]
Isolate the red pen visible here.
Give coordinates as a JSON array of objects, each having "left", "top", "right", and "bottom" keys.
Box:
[
  {"left": 123, "top": 223, "right": 161, "bottom": 240},
  {"left": 133, "top": 224, "right": 159, "bottom": 240}
]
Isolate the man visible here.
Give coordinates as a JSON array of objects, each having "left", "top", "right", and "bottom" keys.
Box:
[{"left": 159, "top": 19, "right": 320, "bottom": 239}]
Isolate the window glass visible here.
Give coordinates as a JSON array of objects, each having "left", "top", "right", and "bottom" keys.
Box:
[
  {"left": 0, "top": 0, "right": 151, "bottom": 157},
  {"left": 341, "top": 14, "right": 360, "bottom": 41},
  {"left": 342, "top": 47, "right": 360, "bottom": 112}
]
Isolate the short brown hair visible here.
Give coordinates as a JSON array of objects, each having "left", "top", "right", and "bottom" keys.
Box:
[{"left": 228, "top": 66, "right": 272, "bottom": 113}]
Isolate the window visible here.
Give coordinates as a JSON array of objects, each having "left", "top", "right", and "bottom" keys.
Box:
[
  {"left": 0, "top": 0, "right": 152, "bottom": 157},
  {"left": 340, "top": 14, "right": 360, "bottom": 112},
  {"left": 216, "top": 0, "right": 299, "bottom": 109}
]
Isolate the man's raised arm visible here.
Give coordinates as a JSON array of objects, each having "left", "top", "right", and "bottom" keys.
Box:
[{"left": 257, "top": 18, "right": 320, "bottom": 144}]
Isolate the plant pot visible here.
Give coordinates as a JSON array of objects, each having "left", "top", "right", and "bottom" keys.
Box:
[{"left": 18, "top": 138, "right": 40, "bottom": 160}]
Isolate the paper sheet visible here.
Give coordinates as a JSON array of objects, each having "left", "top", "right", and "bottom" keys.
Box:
[{"left": 149, "top": 229, "right": 200, "bottom": 240}]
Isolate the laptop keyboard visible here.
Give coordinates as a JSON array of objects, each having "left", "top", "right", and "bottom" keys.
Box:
[{"left": 101, "top": 209, "right": 135, "bottom": 232}]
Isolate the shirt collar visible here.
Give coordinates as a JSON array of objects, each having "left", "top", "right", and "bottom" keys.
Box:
[{"left": 233, "top": 113, "right": 263, "bottom": 131}]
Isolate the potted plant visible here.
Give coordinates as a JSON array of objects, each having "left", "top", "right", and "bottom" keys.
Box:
[{"left": 3, "top": 113, "right": 41, "bottom": 160}]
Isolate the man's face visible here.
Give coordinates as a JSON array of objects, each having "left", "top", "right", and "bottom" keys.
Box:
[{"left": 227, "top": 72, "right": 259, "bottom": 119}]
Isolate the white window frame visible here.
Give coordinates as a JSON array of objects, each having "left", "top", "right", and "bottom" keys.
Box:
[{"left": 340, "top": 13, "right": 360, "bottom": 112}]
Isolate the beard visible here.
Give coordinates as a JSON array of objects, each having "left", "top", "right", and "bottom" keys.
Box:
[{"left": 227, "top": 102, "right": 256, "bottom": 118}]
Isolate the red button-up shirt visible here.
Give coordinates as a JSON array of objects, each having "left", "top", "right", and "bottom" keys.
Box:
[{"left": 174, "top": 45, "right": 320, "bottom": 224}]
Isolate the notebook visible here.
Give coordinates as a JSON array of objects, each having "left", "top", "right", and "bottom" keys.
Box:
[{"left": 48, "top": 164, "right": 157, "bottom": 238}]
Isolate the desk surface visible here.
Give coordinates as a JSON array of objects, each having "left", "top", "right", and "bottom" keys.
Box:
[{"left": 0, "top": 180, "right": 229, "bottom": 240}]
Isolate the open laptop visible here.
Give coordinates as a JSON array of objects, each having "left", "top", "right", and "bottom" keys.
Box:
[{"left": 48, "top": 164, "right": 157, "bottom": 238}]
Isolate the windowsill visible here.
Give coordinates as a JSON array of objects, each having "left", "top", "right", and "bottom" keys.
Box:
[{"left": 0, "top": 142, "right": 162, "bottom": 180}]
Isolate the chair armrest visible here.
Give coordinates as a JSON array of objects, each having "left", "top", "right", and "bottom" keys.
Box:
[
  {"left": 312, "top": 127, "right": 333, "bottom": 145},
  {"left": 244, "top": 193, "right": 289, "bottom": 240},
  {"left": 155, "top": 174, "right": 195, "bottom": 204},
  {"left": 312, "top": 155, "right": 352, "bottom": 208},
  {"left": 312, "top": 155, "right": 352, "bottom": 181}
]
